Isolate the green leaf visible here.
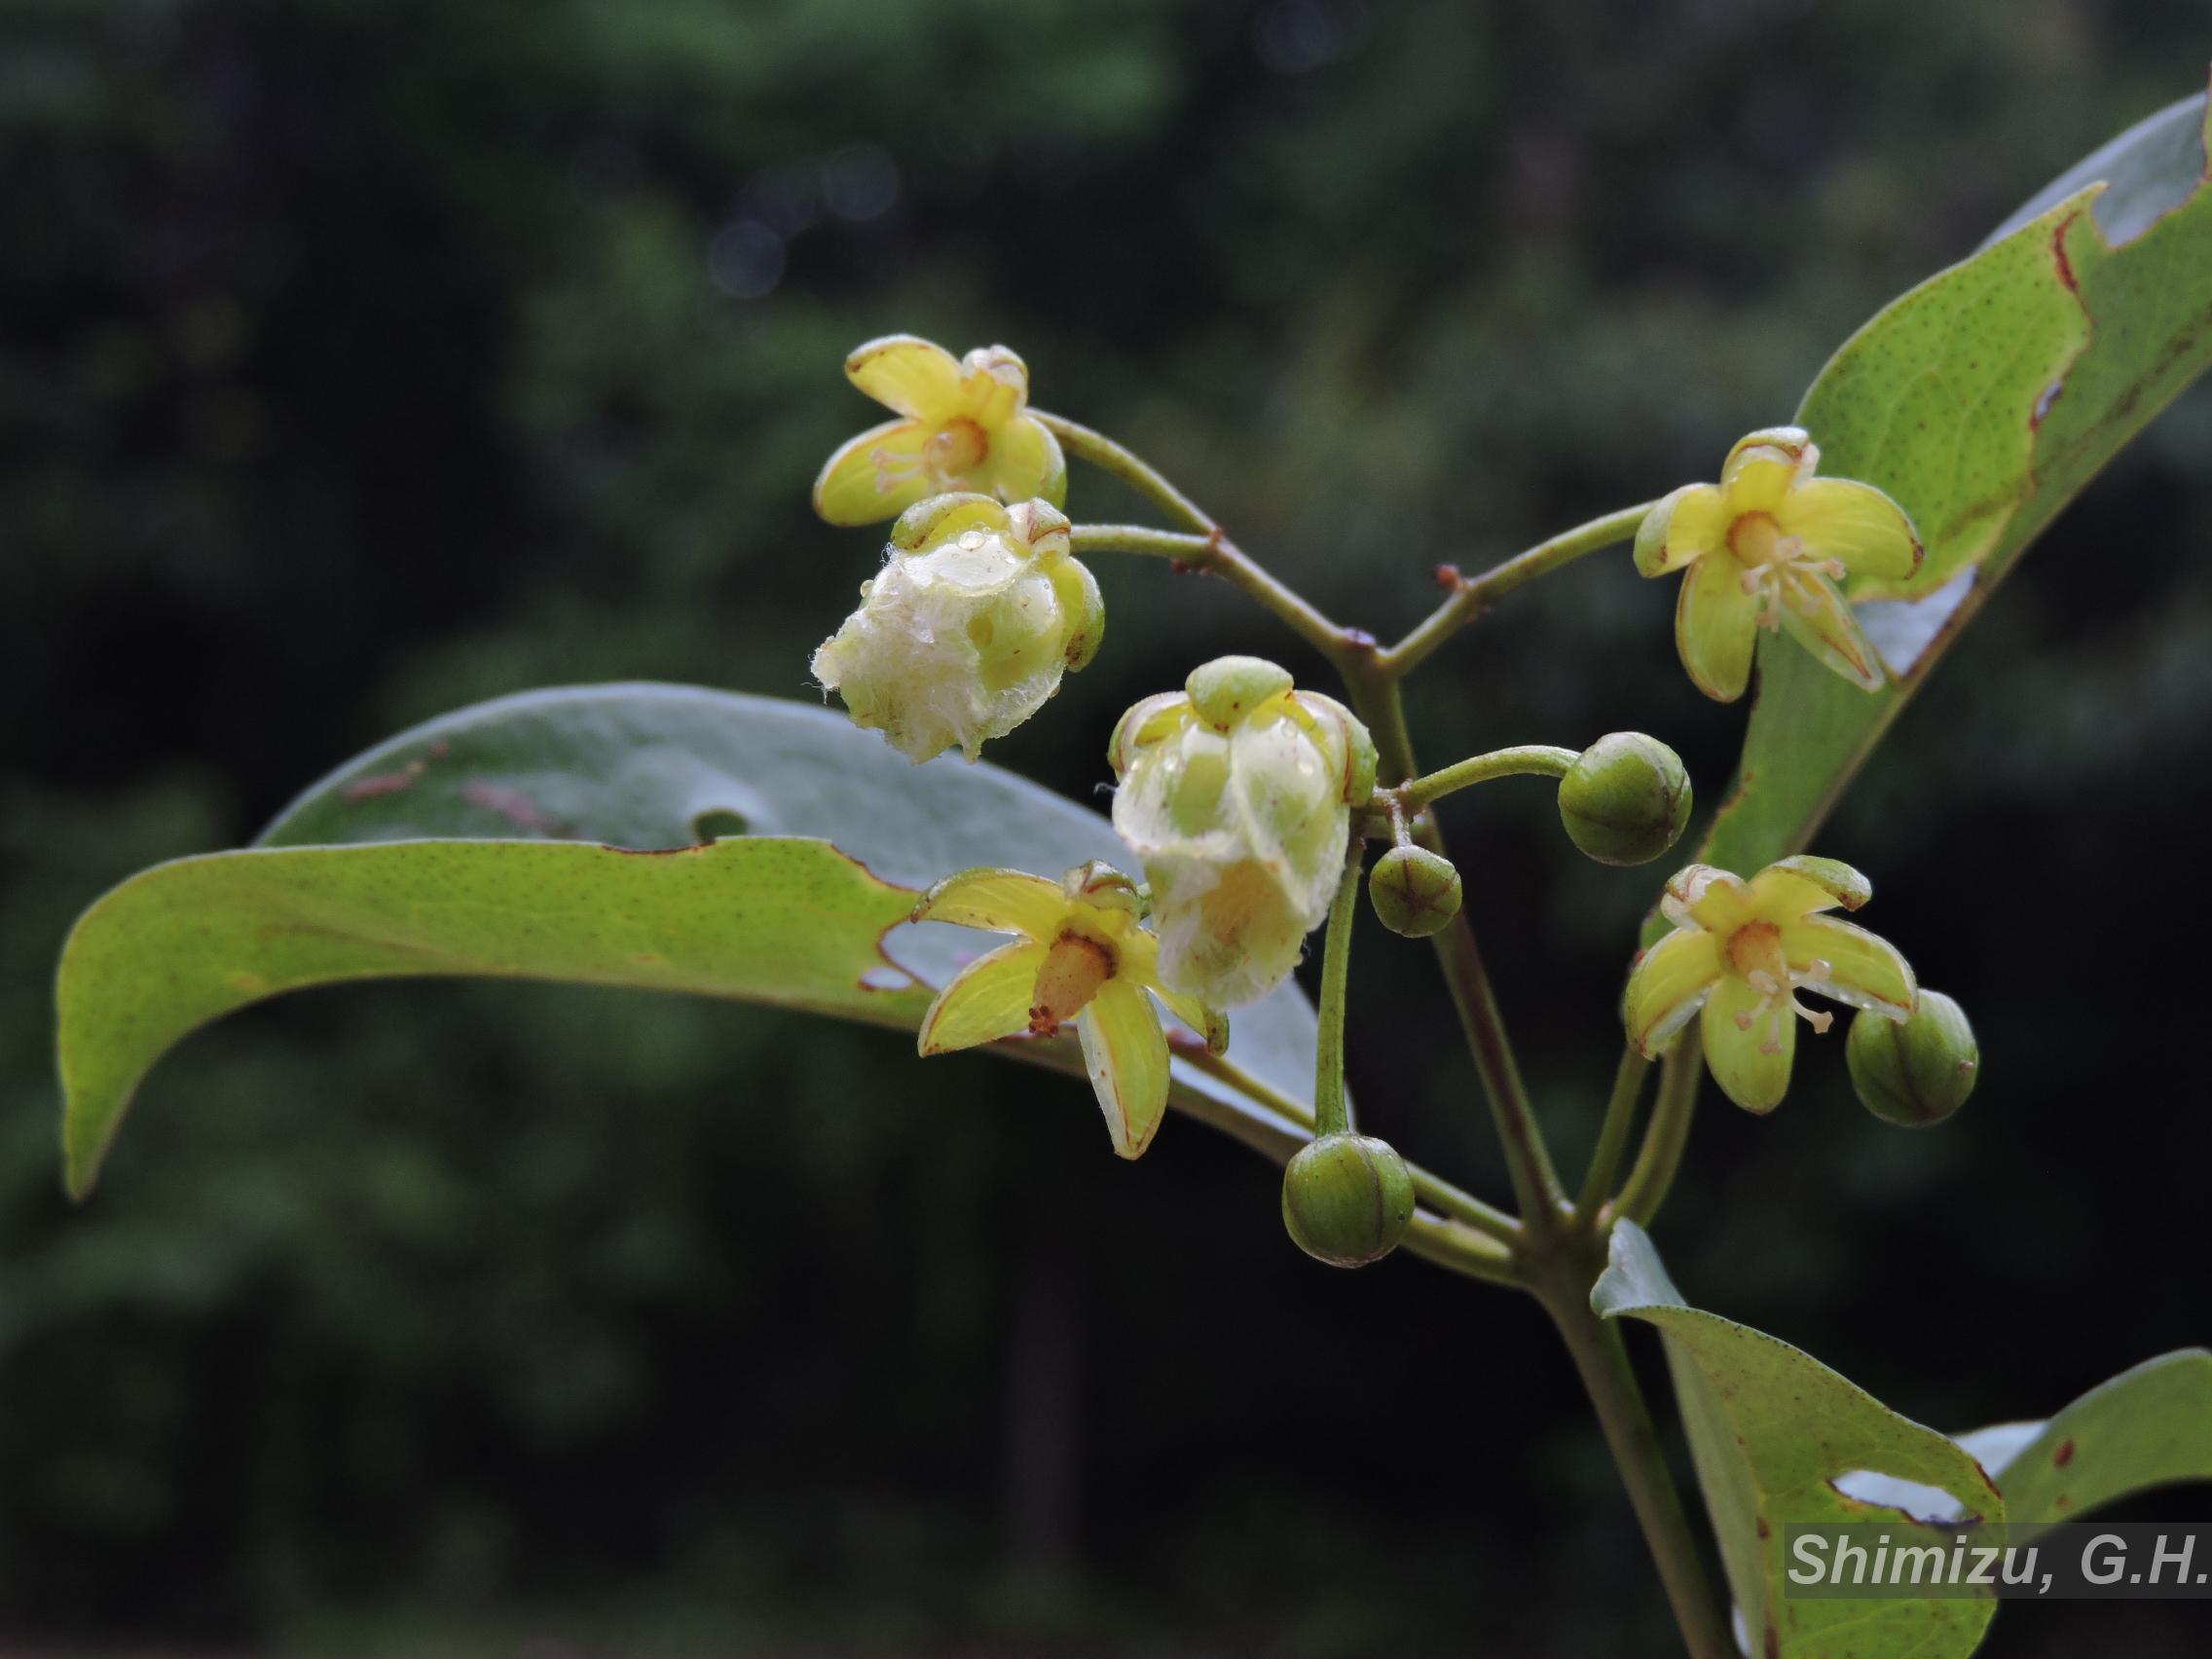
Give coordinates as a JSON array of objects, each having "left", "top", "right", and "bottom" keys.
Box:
[
  {"left": 1837, "top": 1349, "right": 2212, "bottom": 1543},
  {"left": 1689, "top": 81, "right": 2212, "bottom": 889},
  {"left": 58, "top": 683, "right": 1322, "bottom": 1196},
  {"left": 57, "top": 838, "right": 928, "bottom": 1198},
  {"left": 1594, "top": 1221, "right": 2003, "bottom": 1658}
]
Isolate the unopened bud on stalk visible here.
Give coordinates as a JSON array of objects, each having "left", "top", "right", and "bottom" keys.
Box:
[
  {"left": 1846, "top": 989, "right": 1977, "bottom": 1127},
  {"left": 1368, "top": 844, "right": 1462, "bottom": 939},
  {"left": 1558, "top": 732, "right": 1692, "bottom": 866},
  {"left": 1281, "top": 1132, "right": 1415, "bottom": 1268}
]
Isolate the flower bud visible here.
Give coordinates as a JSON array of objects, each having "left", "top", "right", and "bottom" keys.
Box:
[
  {"left": 811, "top": 495, "right": 1103, "bottom": 763},
  {"left": 1558, "top": 732, "right": 1692, "bottom": 866},
  {"left": 1845, "top": 990, "right": 1977, "bottom": 1127},
  {"left": 1110, "top": 657, "right": 1377, "bottom": 1007},
  {"left": 1281, "top": 1133, "right": 1416, "bottom": 1268},
  {"left": 1368, "top": 844, "right": 1462, "bottom": 939}
]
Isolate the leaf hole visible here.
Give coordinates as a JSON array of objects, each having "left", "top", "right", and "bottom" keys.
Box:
[{"left": 690, "top": 807, "right": 751, "bottom": 843}]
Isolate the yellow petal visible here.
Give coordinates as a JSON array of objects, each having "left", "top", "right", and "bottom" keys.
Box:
[
  {"left": 1675, "top": 542, "right": 1763, "bottom": 702},
  {"left": 918, "top": 940, "right": 1048, "bottom": 1055},
  {"left": 1701, "top": 974, "right": 1795, "bottom": 1114},
  {"left": 1776, "top": 476, "right": 1923, "bottom": 581},
  {"left": 911, "top": 867, "right": 1068, "bottom": 940},
  {"left": 1747, "top": 856, "right": 1871, "bottom": 920},
  {"left": 1719, "top": 427, "right": 1813, "bottom": 515},
  {"left": 1078, "top": 978, "right": 1171, "bottom": 1158},
  {"left": 1633, "top": 483, "right": 1728, "bottom": 576},
  {"left": 1783, "top": 916, "right": 1915, "bottom": 1018},
  {"left": 958, "top": 345, "right": 1030, "bottom": 426},
  {"left": 1623, "top": 926, "right": 1723, "bottom": 1055},
  {"left": 1774, "top": 566, "right": 1884, "bottom": 691},
  {"left": 813, "top": 418, "right": 931, "bottom": 526},
  {"left": 973, "top": 413, "right": 1067, "bottom": 508},
  {"left": 845, "top": 334, "right": 966, "bottom": 421}
]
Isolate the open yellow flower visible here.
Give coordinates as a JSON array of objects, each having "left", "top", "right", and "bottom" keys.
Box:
[
  {"left": 813, "top": 335, "right": 1067, "bottom": 526},
  {"left": 1634, "top": 426, "right": 1922, "bottom": 702},
  {"left": 1622, "top": 856, "right": 1915, "bottom": 1114},
  {"left": 914, "top": 862, "right": 1228, "bottom": 1160}
]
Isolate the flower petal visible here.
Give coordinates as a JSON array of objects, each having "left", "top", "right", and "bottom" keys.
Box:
[
  {"left": 958, "top": 346, "right": 1031, "bottom": 426},
  {"left": 1702, "top": 974, "right": 1796, "bottom": 1114},
  {"left": 1661, "top": 863, "right": 1744, "bottom": 929},
  {"left": 1777, "top": 476, "right": 1924, "bottom": 581},
  {"left": 1774, "top": 566, "right": 1884, "bottom": 691},
  {"left": 1634, "top": 483, "right": 1728, "bottom": 576},
  {"left": 1720, "top": 426, "right": 1813, "bottom": 515},
  {"left": 846, "top": 334, "right": 965, "bottom": 421},
  {"left": 813, "top": 418, "right": 931, "bottom": 526},
  {"left": 1624, "top": 927, "right": 1724, "bottom": 1055},
  {"left": 911, "top": 868, "right": 1067, "bottom": 940},
  {"left": 1750, "top": 855, "right": 1872, "bottom": 918},
  {"left": 1675, "top": 543, "right": 1763, "bottom": 702},
  {"left": 974, "top": 413, "right": 1067, "bottom": 508},
  {"left": 1078, "top": 978, "right": 1171, "bottom": 1158},
  {"left": 918, "top": 940, "right": 1048, "bottom": 1054},
  {"left": 1784, "top": 916, "right": 1915, "bottom": 1019}
]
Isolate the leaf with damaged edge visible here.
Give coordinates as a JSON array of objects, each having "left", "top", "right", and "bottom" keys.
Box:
[
  {"left": 1594, "top": 1221, "right": 2003, "bottom": 1658},
  {"left": 1837, "top": 1349, "right": 2212, "bottom": 1541},
  {"left": 60, "top": 684, "right": 1322, "bottom": 1195},
  {"left": 1678, "top": 80, "right": 2212, "bottom": 909}
]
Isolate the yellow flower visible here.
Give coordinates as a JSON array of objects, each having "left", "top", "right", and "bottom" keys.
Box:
[
  {"left": 1634, "top": 426, "right": 1922, "bottom": 702},
  {"left": 1622, "top": 856, "right": 1916, "bottom": 1115},
  {"left": 1109, "top": 656, "right": 1377, "bottom": 1009},
  {"left": 813, "top": 335, "right": 1067, "bottom": 526},
  {"left": 914, "top": 862, "right": 1228, "bottom": 1160},
  {"left": 811, "top": 494, "right": 1103, "bottom": 763}
]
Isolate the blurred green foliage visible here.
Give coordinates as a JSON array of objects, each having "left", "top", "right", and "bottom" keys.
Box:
[{"left": 4, "top": 0, "right": 2210, "bottom": 1652}]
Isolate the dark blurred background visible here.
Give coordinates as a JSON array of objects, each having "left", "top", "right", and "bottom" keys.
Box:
[{"left": 4, "top": 1, "right": 2209, "bottom": 1653}]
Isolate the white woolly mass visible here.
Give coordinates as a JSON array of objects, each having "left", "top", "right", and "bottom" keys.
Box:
[
  {"left": 1113, "top": 712, "right": 1348, "bottom": 1008},
  {"left": 813, "top": 533, "right": 1069, "bottom": 763}
]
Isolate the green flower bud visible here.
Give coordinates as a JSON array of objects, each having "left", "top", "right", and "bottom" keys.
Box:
[
  {"left": 1845, "top": 990, "right": 1977, "bottom": 1127},
  {"left": 812, "top": 495, "right": 1102, "bottom": 763},
  {"left": 1281, "top": 1133, "right": 1415, "bottom": 1269},
  {"left": 1186, "top": 654, "right": 1295, "bottom": 727},
  {"left": 1558, "top": 732, "right": 1692, "bottom": 866},
  {"left": 1368, "top": 844, "right": 1462, "bottom": 938},
  {"left": 1110, "top": 657, "right": 1376, "bottom": 1007}
]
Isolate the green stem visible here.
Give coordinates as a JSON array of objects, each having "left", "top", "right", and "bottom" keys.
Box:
[
  {"left": 1392, "top": 745, "right": 1578, "bottom": 814},
  {"left": 1173, "top": 1044, "right": 1520, "bottom": 1245},
  {"left": 1382, "top": 501, "right": 1654, "bottom": 678},
  {"left": 1535, "top": 1272, "right": 1734, "bottom": 1659},
  {"left": 1045, "top": 417, "right": 1362, "bottom": 675},
  {"left": 1152, "top": 1077, "right": 1519, "bottom": 1286},
  {"left": 1612, "top": 1029, "right": 1702, "bottom": 1228},
  {"left": 1574, "top": 1047, "right": 1650, "bottom": 1229},
  {"left": 1311, "top": 843, "right": 1365, "bottom": 1139},
  {"left": 1346, "top": 668, "right": 1567, "bottom": 1234}
]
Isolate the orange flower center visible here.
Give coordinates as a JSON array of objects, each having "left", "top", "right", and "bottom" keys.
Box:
[
  {"left": 867, "top": 417, "right": 992, "bottom": 497},
  {"left": 926, "top": 417, "right": 990, "bottom": 478},
  {"left": 1724, "top": 512, "right": 1848, "bottom": 632},
  {"left": 1029, "top": 931, "right": 1115, "bottom": 1036},
  {"left": 1724, "top": 920, "right": 1834, "bottom": 1054}
]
